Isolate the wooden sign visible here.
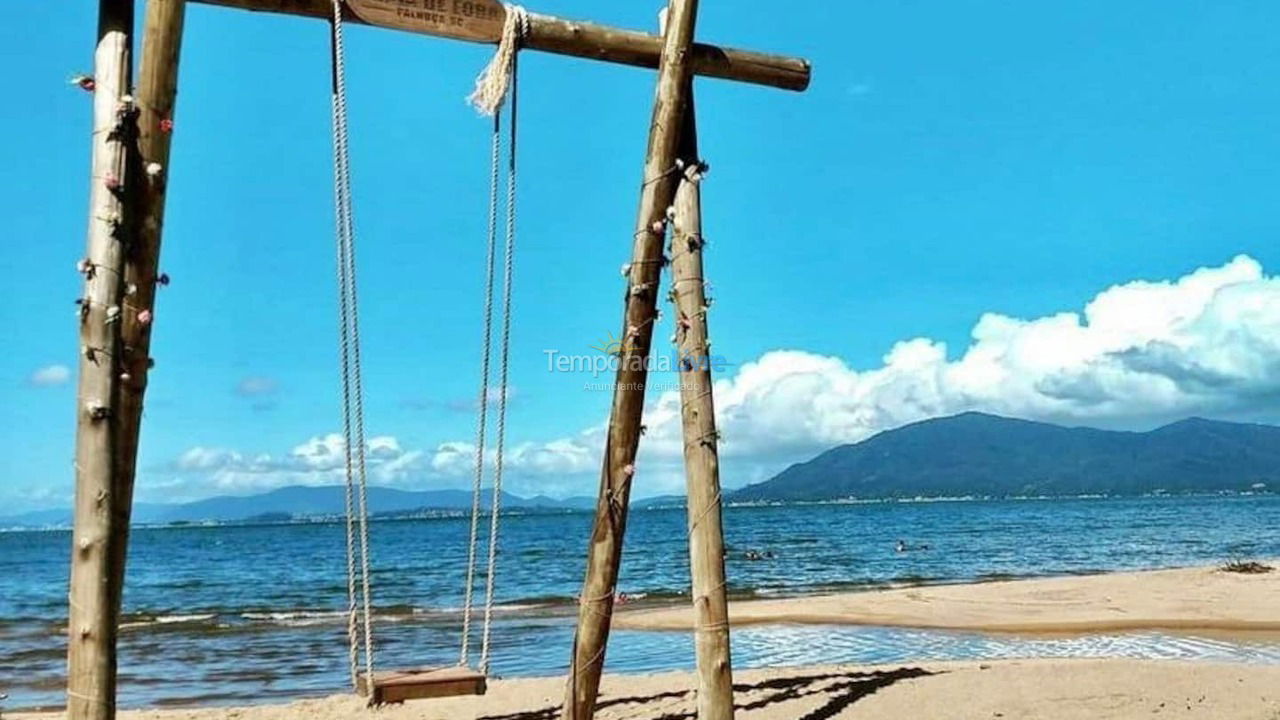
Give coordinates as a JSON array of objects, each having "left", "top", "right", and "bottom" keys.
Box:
[{"left": 345, "top": 0, "right": 506, "bottom": 43}]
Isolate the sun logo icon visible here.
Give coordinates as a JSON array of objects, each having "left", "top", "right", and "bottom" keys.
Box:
[{"left": 589, "top": 331, "right": 624, "bottom": 357}]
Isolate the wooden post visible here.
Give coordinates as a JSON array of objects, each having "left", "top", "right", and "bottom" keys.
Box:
[
  {"left": 561, "top": 1, "right": 701, "bottom": 718},
  {"left": 116, "top": 0, "right": 185, "bottom": 524},
  {"left": 670, "top": 89, "right": 734, "bottom": 720},
  {"left": 68, "top": 2, "right": 135, "bottom": 719}
]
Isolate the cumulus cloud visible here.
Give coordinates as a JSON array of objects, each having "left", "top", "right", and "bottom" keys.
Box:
[
  {"left": 455, "top": 255, "right": 1280, "bottom": 494},
  {"left": 28, "top": 364, "right": 71, "bottom": 387},
  {"left": 158, "top": 256, "right": 1280, "bottom": 499},
  {"left": 162, "top": 433, "right": 428, "bottom": 497}
]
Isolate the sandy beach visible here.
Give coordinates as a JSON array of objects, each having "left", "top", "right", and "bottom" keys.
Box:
[
  {"left": 14, "top": 659, "right": 1280, "bottom": 720},
  {"left": 618, "top": 563, "right": 1280, "bottom": 633}
]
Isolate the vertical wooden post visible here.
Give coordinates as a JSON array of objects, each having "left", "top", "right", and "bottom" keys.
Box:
[
  {"left": 670, "top": 90, "right": 734, "bottom": 720},
  {"left": 68, "top": 2, "right": 135, "bottom": 719},
  {"left": 562, "top": 0, "right": 701, "bottom": 718}
]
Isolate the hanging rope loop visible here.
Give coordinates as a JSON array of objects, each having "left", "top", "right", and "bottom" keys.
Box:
[
  {"left": 460, "top": 109, "right": 504, "bottom": 670},
  {"left": 330, "top": 0, "right": 376, "bottom": 692},
  {"left": 461, "top": 51, "right": 519, "bottom": 678},
  {"left": 468, "top": 4, "right": 529, "bottom": 115}
]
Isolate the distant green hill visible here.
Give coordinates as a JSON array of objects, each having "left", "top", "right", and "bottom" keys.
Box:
[
  {"left": 730, "top": 413, "right": 1280, "bottom": 502},
  {"left": 0, "top": 486, "right": 598, "bottom": 529}
]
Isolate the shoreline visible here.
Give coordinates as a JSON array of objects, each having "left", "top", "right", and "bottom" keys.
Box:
[
  {"left": 7, "top": 563, "right": 1280, "bottom": 715},
  {"left": 5, "top": 491, "right": 1275, "bottom": 534},
  {"left": 617, "top": 562, "right": 1280, "bottom": 634},
  {"left": 13, "top": 659, "right": 1280, "bottom": 719}
]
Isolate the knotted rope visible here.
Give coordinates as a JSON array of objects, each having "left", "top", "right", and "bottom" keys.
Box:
[{"left": 468, "top": 4, "right": 529, "bottom": 115}]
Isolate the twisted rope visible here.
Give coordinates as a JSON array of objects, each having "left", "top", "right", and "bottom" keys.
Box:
[
  {"left": 480, "top": 54, "right": 519, "bottom": 674},
  {"left": 468, "top": 4, "right": 529, "bottom": 115},
  {"left": 330, "top": 0, "right": 375, "bottom": 689},
  {"left": 461, "top": 109, "right": 502, "bottom": 667}
]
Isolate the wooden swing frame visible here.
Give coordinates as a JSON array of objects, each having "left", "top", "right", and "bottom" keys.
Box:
[{"left": 67, "top": 1, "right": 810, "bottom": 719}]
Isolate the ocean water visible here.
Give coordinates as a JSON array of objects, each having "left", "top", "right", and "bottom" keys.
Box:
[{"left": 2, "top": 495, "right": 1279, "bottom": 709}]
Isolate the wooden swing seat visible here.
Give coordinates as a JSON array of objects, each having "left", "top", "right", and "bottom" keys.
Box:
[{"left": 357, "top": 666, "right": 488, "bottom": 704}]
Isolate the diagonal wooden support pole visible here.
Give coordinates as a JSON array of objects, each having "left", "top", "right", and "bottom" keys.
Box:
[
  {"left": 561, "top": 1, "right": 701, "bottom": 717},
  {"left": 68, "top": 2, "right": 135, "bottom": 719},
  {"left": 188, "top": 0, "right": 809, "bottom": 91},
  {"left": 112, "top": 0, "right": 186, "bottom": 672},
  {"left": 669, "top": 87, "right": 734, "bottom": 720}
]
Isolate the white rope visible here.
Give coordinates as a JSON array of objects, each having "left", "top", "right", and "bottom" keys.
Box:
[
  {"left": 479, "top": 53, "right": 519, "bottom": 675},
  {"left": 460, "top": 110, "right": 502, "bottom": 667},
  {"left": 329, "top": 0, "right": 376, "bottom": 689},
  {"left": 468, "top": 4, "right": 529, "bottom": 116}
]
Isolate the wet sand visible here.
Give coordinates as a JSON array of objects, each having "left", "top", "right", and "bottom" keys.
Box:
[
  {"left": 15, "top": 659, "right": 1280, "bottom": 719},
  {"left": 617, "top": 563, "right": 1280, "bottom": 633}
]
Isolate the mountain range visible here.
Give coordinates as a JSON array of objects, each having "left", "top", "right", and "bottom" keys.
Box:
[
  {"left": 0, "top": 485, "right": 596, "bottom": 529},
  {"left": 731, "top": 412, "right": 1280, "bottom": 502},
  {"left": 7, "top": 413, "right": 1277, "bottom": 528}
]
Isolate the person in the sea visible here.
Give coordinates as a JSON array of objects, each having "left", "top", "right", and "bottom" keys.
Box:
[{"left": 896, "top": 539, "right": 930, "bottom": 552}]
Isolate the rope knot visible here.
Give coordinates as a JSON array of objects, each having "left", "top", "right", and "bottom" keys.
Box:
[{"left": 468, "top": 4, "right": 529, "bottom": 116}]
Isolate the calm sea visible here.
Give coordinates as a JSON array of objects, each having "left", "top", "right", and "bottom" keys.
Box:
[{"left": 3, "top": 496, "right": 1279, "bottom": 710}]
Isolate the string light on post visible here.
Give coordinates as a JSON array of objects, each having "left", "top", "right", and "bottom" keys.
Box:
[
  {"left": 69, "top": 74, "right": 96, "bottom": 92},
  {"left": 116, "top": 94, "right": 136, "bottom": 120}
]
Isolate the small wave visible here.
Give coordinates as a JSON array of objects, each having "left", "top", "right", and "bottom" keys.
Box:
[
  {"left": 240, "top": 610, "right": 347, "bottom": 627},
  {"left": 120, "top": 613, "right": 218, "bottom": 630},
  {"left": 413, "top": 606, "right": 463, "bottom": 614}
]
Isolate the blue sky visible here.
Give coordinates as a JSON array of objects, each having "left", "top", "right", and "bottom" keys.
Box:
[{"left": 5, "top": 1, "right": 1280, "bottom": 512}]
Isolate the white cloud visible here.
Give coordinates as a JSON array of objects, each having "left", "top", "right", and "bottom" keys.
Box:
[
  {"left": 29, "top": 364, "right": 71, "bottom": 387},
  {"left": 174, "top": 446, "right": 244, "bottom": 471},
  {"left": 452, "top": 255, "right": 1280, "bottom": 494},
  {"left": 155, "top": 255, "right": 1280, "bottom": 501},
  {"left": 160, "top": 433, "right": 429, "bottom": 498}
]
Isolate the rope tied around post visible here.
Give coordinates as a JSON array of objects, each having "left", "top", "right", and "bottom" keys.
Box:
[{"left": 468, "top": 4, "right": 529, "bottom": 116}]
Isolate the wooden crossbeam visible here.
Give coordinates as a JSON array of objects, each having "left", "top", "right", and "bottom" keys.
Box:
[{"left": 190, "top": 0, "right": 811, "bottom": 91}]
